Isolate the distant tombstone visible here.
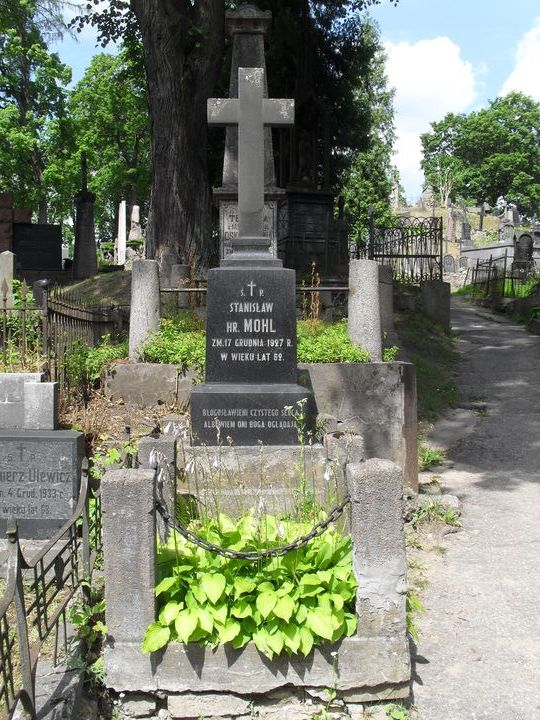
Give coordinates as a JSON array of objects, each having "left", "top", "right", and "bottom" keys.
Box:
[
  {"left": 0, "top": 251, "right": 15, "bottom": 307},
  {"left": 501, "top": 223, "right": 514, "bottom": 244},
  {"left": 513, "top": 233, "right": 533, "bottom": 273},
  {"left": 12, "top": 224, "right": 62, "bottom": 270},
  {"left": 443, "top": 254, "right": 457, "bottom": 273},
  {"left": 461, "top": 221, "right": 472, "bottom": 247},
  {"left": 73, "top": 152, "right": 98, "bottom": 279},
  {"left": 459, "top": 256, "right": 469, "bottom": 270}
]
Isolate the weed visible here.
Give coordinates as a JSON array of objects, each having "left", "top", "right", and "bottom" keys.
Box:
[
  {"left": 408, "top": 500, "right": 461, "bottom": 529},
  {"left": 418, "top": 443, "right": 444, "bottom": 471},
  {"left": 476, "top": 407, "right": 488, "bottom": 417},
  {"left": 385, "top": 702, "right": 415, "bottom": 719},
  {"left": 406, "top": 592, "right": 425, "bottom": 642}
]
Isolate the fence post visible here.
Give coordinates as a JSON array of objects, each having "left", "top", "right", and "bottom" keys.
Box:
[
  {"left": 346, "top": 459, "right": 407, "bottom": 638},
  {"left": 7, "top": 523, "right": 36, "bottom": 719}
]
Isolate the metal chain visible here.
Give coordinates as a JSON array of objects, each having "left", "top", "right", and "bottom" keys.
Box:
[{"left": 155, "top": 495, "right": 351, "bottom": 562}]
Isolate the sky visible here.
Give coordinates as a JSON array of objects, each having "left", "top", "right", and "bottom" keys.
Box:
[{"left": 53, "top": 0, "right": 540, "bottom": 202}]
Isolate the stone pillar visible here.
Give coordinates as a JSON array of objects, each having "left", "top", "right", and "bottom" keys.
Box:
[
  {"left": 128, "top": 259, "right": 160, "bottom": 360},
  {"left": 117, "top": 200, "right": 127, "bottom": 266},
  {"left": 102, "top": 469, "right": 156, "bottom": 644},
  {"left": 378, "top": 264, "right": 396, "bottom": 344},
  {"left": 346, "top": 459, "right": 407, "bottom": 638},
  {"left": 348, "top": 259, "right": 382, "bottom": 361},
  {"left": 0, "top": 251, "right": 15, "bottom": 308},
  {"left": 73, "top": 190, "right": 97, "bottom": 279}
]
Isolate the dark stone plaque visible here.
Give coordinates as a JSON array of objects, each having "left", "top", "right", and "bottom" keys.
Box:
[
  {"left": 191, "top": 384, "right": 315, "bottom": 446},
  {"left": 13, "top": 223, "right": 62, "bottom": 270},
  {"left": 205, "top": 267, "right": 297, "bottom": 384},
  {"left": 0, "top": 430, "right": 84, "bottom": 539}
]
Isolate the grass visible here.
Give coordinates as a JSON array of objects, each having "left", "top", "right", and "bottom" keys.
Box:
[
  {"left": 395, "top": 311, "right": 459, "bottom": 422},
  {"left": 418, "top": 442, "right": 444, "bottom": 471},
  {"left": 408, "top": 499, "right": 461, "bottom": 530}
]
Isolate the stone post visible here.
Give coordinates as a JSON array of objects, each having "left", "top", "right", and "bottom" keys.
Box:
[
  {"left": 348, "top": 259, "right": 382, "bottom": 361},
  {"left": 170, "top": 264, "right": 191, "bottom": 310},
  {"left": 346, "top": 459, "right": 407, "bottom": 638},
  {"left": 128, "top": 259, "right": 160, "bottom": 360},
  {"left": 0, "top": 251, "right": 15, "bottom": 308},
  {"left": 102, "top": 468, "right": 156, "bottom": 644}
]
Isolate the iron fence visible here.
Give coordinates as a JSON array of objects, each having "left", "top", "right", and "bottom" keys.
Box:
[
  {"left": 470, "top": 251, "right": 540, "bottom": 300},
  {"left": 0, "top": 281, "right": 127, "bottom": 386},
  {"left": 350, "top": 216, "right": 443, "bottom": 283},
  {"left": 0, "top": 466, "right": 101, "bottom": 720}
]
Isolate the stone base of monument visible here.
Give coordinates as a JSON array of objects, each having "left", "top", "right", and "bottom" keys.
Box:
[
  {"left": 104, "top": 636, "right": 410, "bottom": 699},
  {"left": 190, "top": 383, "right": 315, "bottom": 446}
]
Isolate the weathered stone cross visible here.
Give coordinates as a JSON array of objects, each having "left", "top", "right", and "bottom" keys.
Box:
[{"left": 208, "top": 67, "right": 294, "bottom": 255}]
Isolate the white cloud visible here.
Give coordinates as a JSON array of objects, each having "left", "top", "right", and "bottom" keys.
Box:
[
  {"left": 500, "top": 16, "right": 540, "bottom": 100},
  {"left": 384, "top": 37, "right": 478, "bottom": 201}
]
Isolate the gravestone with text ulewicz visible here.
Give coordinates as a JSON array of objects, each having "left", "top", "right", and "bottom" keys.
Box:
[
  {"left": 0, "top": 373, "right": 83, "bottom": 538},
  {"left": 191, "top": 67, "right": 314, "bottom": 445}
]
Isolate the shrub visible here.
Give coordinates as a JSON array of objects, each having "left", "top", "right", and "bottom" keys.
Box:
[
  {"left": 141, "top": 317, "right": 206, "bottom": 375},
  {"left": 143, "top": 511, "right": 357, "bottom": 658},
  {"left": 64, "top": 336, "right": 128, "bottom": 389},
  {"left": 297, "top": 319, "right": 370, "bottom": 363}
]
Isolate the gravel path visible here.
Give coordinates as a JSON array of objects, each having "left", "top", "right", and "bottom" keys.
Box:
[{"left": 413, "top": 297, "right": 540, "bottom": 720}]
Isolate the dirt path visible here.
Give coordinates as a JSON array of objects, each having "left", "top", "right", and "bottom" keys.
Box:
[{"left": 412, "top": 297, "right": 540, "bottom": 720}]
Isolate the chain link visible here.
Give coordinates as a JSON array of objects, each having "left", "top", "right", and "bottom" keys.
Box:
[{"left": 155, "top": 495, "right": 351, "bottom": 562}]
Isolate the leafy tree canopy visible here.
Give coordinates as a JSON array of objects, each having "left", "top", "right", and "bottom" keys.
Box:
[{"left": 421, "top": 92, "right": 540, "bottom": 218}]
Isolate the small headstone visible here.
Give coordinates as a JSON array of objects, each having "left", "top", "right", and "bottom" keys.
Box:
[
  {"left": 0, "top": 250, "right": 15, "bottom": 308},
  {"left": 459, "top": 256, "right": 469, "bottom": 270},
  {"left": 501, "top": 223, "right": 514, "bottom": 244},
  {"left": 513, "top": 232, "right": 533, "bottom": 272},
  {"left": 0, "top": 373, "right": 83, "bottom": 539},
  {"left": 443, "top": 254, "right": 457, "bottom": 273}
]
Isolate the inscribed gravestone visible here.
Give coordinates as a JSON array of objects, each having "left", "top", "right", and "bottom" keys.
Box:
[
  {"left": 443, "top": 254, "right": 457, "bottom": 273},
  {"left": 0, "top": 374, "right": 83, "bottom": 538},
  {"left": 190, "top": 67, "right": 313, "bottom": 446},
  {"left": 12, "top": 224, "right": 62, "bottom": 270}
]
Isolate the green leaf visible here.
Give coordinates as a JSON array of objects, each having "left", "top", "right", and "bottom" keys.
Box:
[
  {"left": 299, "top": 573, "right": 322, "bottom": 586},
  {"left": 234, "top": 577, "right": 256, "bottom": 597},
  {"left": 344, "top": 613, "right": 357, "bottom": 636},
  {"left": 282, "top": 623, "right": 301, "bottom": 654},
  {"left": 155, "top": 576, "right": 178, "bottom": 596},
  {"left": 210, "top": 603, "right": 228, "bottom": 625},
  {"left": 273, "top": 595, "right": 295, "bottom": 623},
  {"left": 256, "top": 590, "right": 278, "bottom": 619},
  {"left": 331, "top": 594, "right": 345, "bottom": 611},
  {"left": 174, "top": 610, "right": 198, "bottom": 643},
  {"left": 197, "top": 607, "right": 214, "bottom": 634},
  {"left": 200, "top": 573, "right": 226, "bottom": 604},
  {"left": 159, "top": 601, "right": 182, "bottom": 626},
  {"left": 306, "top": 608, "right": 334, "bottom": 640},
  {"left": 266, "top": 629, "right": 284, "bottom": 655},
  {"left": 231, "top": 599, "right": 253, "bottom": 619},
  {"left": 298, "top": 626, "right": 314, "bottom": 656},
  {"left": 232, "top": 632, "right": 251, "bottom": 650},
  {"left": 142, "top": 623, "right": 170, "bottom": 654},
  {"left": 253, "top": 629, "right": 273, "bottom": 659},
  {"left": 219, "top": 620, "right": 241, "bottom": 643}
]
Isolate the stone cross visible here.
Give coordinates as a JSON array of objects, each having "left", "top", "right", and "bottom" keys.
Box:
[{"left": 208, "top": 67, "right": 294, "bottom": 250}]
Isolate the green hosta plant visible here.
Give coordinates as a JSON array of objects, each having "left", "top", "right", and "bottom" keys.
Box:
[{"left": 143, "top": 511, "right": 357, "bottom": 659}]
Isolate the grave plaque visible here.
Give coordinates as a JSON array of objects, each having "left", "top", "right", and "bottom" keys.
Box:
[
  {"left": 220, "top": 201, "right": 277, "bottom": 258},
  {"left": 12, "top": 223, "right": 62, "bottom": 270},
  {"left": 0, "top": 430, "right": 84, "bottom": 539}
]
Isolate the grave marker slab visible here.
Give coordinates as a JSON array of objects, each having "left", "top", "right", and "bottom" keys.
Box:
[{"left": 0, "top": 430, "right": 84, "bottom": 538}]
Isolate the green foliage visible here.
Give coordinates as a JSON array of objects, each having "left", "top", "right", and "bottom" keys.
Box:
[
  {"left": 341, "top": 19, "right": 397, "bottom": 245},
  {"left": 68, "top": 49, "right": 150, "bottom": 243},
  {"left": 69, "top": 585, "right": 107, "bottom": 651},
  {"left": 141, "top": 316, "right": 206, "bottom": 377},
  {"left": 418, "top": 443, "right": 444, "bottom": 471},
  {"left": 297, "top": 320, "right": 371, "bottom": 363},
  {"left": 405, "top": 591, "right": 425, "bottom": 643},
  {"left": 383, "top": 344, "right": 399, "bottom": 362},
  {"left": 143, "top": 512, "right": 357, "bottom": 658},
  {"left": 89, "top": 439, "right": 137, "bottom": 481},
  {"left": 385, "top": 702, "right": 414, "bottom": 719},
  {"left": 63, "top": 335, "right": 128, "bottom": 390},
  {"left": 0, "top": 0, "right": 72, "bottom": 221},
  {"left": 421, "top": 93, "right": 540, "bottom": 217}
]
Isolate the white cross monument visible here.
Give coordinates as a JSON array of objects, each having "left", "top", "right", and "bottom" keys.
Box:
[{"left": 207, "top": 67, "right": 294, "bottom": 265}]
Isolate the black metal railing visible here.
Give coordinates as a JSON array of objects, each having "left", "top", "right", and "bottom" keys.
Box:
[
  {"left": 470, "top": 251, "right": 540, "bottom": 300},
  {"left": 351, "top": 216, "right": 444, "bottom": 283},
  {"left": 0, "top": 468, "right": 102, "bottom": 720}
]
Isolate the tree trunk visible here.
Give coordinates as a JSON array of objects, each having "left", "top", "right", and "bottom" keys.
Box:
[{"left": 130, "top": 0, "right": 225, "bottom": 270}]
